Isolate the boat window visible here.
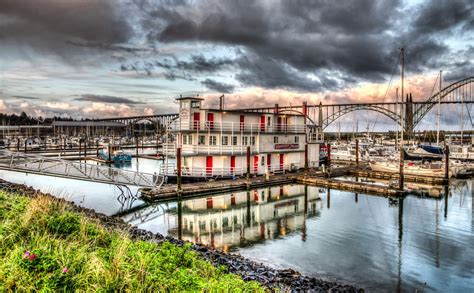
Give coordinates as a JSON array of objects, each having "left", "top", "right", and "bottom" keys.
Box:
[
  {"left": 222, "top": 136, "right": 229, "bottom": 146},
  {"left": 274, "top": 136, "right": 279, "bottom": 143},
  {"left": 198, "top": 135, "right": 206, "bottom": 145},
  {"left": 242, "top": 136, "right": 248, "bottom": 146},
  {"left": 250, "top": 136, "right": 256, "bottom": 145},
  {"left": 232, "top": 136, "right": 238, "bottom": 146},
  {"left": 295, "top": 136, "right": 299, "bottom": 143},
  {"left": 209, "top": 135, "right": 217, "bottom": 146}
]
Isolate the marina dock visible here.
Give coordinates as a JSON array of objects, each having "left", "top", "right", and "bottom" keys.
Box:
[{"left": 140, "top": 165, "right": 431, "bottom": 201}]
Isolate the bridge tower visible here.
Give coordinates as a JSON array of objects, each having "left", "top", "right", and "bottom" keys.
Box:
[
  {"left": 404, "top": 93, "right": 414, "bottom": 134},
  {"left": 318, "top": 102, "right": 324, "bottom": 140}
]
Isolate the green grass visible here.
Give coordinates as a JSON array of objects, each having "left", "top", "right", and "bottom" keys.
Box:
[{"left": 0, "top": 191, "right": 264, "bottom": 291}]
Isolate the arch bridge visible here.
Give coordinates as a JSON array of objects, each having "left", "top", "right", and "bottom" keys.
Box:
[{"left": 239, "top": 76, "right": 474, "bottom": 132}]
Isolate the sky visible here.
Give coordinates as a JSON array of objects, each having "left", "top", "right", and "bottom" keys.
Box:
[{"left": 0, "top": 0, "right": 473, "bottom": 131}]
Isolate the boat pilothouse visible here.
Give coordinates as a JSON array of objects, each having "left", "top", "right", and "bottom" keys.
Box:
[{"left": 161, "top": 96, "right": 321, "bottom": 181}]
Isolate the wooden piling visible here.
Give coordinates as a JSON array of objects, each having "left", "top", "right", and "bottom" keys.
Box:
[
  {"left": 304, "top": 143, "right": 308, "bottom": 171},
  {"left": 108, "top": 145, "right": 111, "bottom": 162},
  {"left": 444, "top": 144, "right": 449, "bottom": 181},
  {"left": 327, "top": 143, "right": 331, "bottom": 168},
  {"left": 135, "top": 136, "right": 139, "bottom": 157},
  {"left": 177, "top": 147, "right": 182, "bottom": 193},
  {"left": 399, "top": 145, "right": 404, "bottom": 190},
  {"left": 246, "top": 146, "right": 251, "bottom": 180}
]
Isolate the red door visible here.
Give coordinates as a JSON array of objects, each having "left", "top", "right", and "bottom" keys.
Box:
[
  {"left": 206, "top": 197, "right": 213, "bottom": 209},
  {"left": 260, "top": 116, "right": 266, "bottom": 132},
  {"left": 240, "top": 115, "right": 245, "bottom": 131},
  {"left": 267, "top": 154, "right": 272, "bottom": 171},
  {"left": 230, "top": 155, "right": 236, "bottom": 175},
  {"left": 207, "top": 113, "right": 214, "bottom": 130},
  {"left": 206, "top": 156, "right": 213, "bottom": 177},
  {"left": 253, "top": 155, "right": 259, "bottom": 174},
  {"left": 279, "top": 154, "right": 284, "bottom": 170},
  {"left": 193, "top": 112, "right": 200, "bottom": 130}
]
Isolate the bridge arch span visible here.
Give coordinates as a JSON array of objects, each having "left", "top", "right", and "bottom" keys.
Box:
[
  {"left": 322, "top": 104, "right": 402, "bottom": 130},
  {"left": 413, "top": 76, "right": 474, "bottom": 127}
]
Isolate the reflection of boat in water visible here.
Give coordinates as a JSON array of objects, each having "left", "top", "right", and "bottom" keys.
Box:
[
  {"left": 124, "top": 185, "right": 322, "bottom": 251},
  {"left": 99, "top": 147, "right": 132, "bottom": 163},
  {"left": 173, "top": 185, "right": 321, "bottom": 250},
  {"left": 388, "top": 179, "right": 443, "bottom": 197}
]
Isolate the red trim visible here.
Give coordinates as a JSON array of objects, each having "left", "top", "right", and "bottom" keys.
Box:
[
  {"left": 206, "top": 156, "right": 213, "bottom": 176},
  {"left": 253, "top": 155, "right": 259, "bottom": 173},
  {"left": 207, "top": 112, "right": 214, "bottom": 130},
  {"left": 267, "top": 154, "right": 271, "bottom": 168},
  {"left": 230, "top": 155, "right": 236, "bottom": 174},
  {"left": 240, "top": 115, "right": 245, "bottom": 131},
  {"left": 193, "top": 112, "right": 200, "bottom": 130},
  {"left": 260, "top": 116, "right": 266, "bottom": 132},
  {"left": 279, "top": 154, "right": 284, "bottom": 170},
  {"left": 206, "top": 197, "right": 213, "bottom": 209}
]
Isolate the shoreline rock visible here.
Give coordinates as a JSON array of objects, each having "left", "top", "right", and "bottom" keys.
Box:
[{"left": 0, "top": 179, "right": 362, "bottom": 292}]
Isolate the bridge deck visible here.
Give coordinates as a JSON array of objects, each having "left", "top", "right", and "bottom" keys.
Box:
[{"left": 0, "top": 150, "right": 163, "bottom": 188}]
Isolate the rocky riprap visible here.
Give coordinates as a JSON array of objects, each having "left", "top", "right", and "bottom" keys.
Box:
[{"left": 0, "top": 179, "right": 362, "bottom": 292}]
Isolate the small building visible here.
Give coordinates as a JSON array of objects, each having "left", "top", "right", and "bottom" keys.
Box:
[{"left": 161, "top": 96, "right": 321, "bottom": 180}]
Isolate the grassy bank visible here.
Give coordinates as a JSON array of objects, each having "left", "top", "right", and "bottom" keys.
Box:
[{"left": 0, "top": 191, "right": 263, "bottom": 291}]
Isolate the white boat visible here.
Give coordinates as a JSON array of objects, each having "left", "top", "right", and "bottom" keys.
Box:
[{"left": 370, "top": 161, "right": 446, "bottom": 177}]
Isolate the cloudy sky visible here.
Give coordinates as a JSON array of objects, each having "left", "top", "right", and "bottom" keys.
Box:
[{"left": 0, "top": 0, "right": 472, "bottom": 130}]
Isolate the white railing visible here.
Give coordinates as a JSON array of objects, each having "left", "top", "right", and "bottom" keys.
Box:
[
  {"left": 160, "top": 164, "right": 247, "bottom": 178},
  {"left": 159, "top": 161, "right": 306, "bottom": 178},
  {"left": 164, "top": 144, "right": 259, "bottom": 156},
  {"left": 170, "top": 121, "right": 306, "bottom": 134},
  {"left": 0, "top": 149, "right": 163, "bottom": 188}
]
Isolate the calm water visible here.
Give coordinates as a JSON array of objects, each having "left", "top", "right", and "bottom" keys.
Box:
[
  {"left": 0, "top": 157, "right": 167, "bottom": 215},
  {"left": 1, "top": 158, "right": 473, "bottom": 291},
  {"left": 124, "top": 182, "right": 474, "bottom": 291}
]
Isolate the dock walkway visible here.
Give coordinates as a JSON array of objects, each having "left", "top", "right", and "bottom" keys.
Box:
[{"left": 141, "top": 164, "right": 447, "bottom": 202}]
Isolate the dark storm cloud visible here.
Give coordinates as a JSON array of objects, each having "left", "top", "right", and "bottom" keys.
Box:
[
  {"left": 201, "top": 79, "right": 235, "bottom": 93},
  {"left": 153, "top": 0, "right": 403, "bottom": 81},
  {"left": 13, "top": 95, "right": 41, "bottom": 100},
  {"left": 120, "top": 54, "right": 232, "bottom": 80},
  {"left": 155, "top": 55, "right": 234, "bottom": 72},
  {"left": 0, "top": 0, "right": 133, "bottom": 59},
  {"left": 145, "top": 0, "right": 472, "bottom": 92},
  {"left": 412, "top": 0, "right": 474, "bottom": 34},
  {"left": 76, "top": 94, "right": 144, "bottom": 105}
]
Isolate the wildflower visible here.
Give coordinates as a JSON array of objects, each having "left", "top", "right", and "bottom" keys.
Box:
[
  {"left": 23, "top": 251, "right": 30, "bottom": 259},
  {"left": 29, "top": 254, "right": 36, "bottom": 261},
  {"left": 62, "top": 267, "right": 68, "bottom": 273},
  {"left": 176, "top": 267, "right": 180, "bottom": 271}
]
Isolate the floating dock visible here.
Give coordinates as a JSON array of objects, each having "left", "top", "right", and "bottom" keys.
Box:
[{"left": 140, "top": 165, "right": 435, "bottom": 201}]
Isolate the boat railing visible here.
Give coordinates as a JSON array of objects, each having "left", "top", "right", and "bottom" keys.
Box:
[{"left": 169, "top": 120, "right": 307, "bottom": 134}]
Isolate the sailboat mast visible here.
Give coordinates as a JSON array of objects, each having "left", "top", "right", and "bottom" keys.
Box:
[
  {"left": 399, "top": 47, "right": 405, "bottom": 191},
  {"left": 400, "top": 48, "right": 404, "bottom": 146},
  {"left": 396, "top": 87, "right": 399, "bottom": 147},
  {"left": 461, "top": 93, "right": 464, "bottom": 145},
  {"left": 436, "top": 70, "right": 442, "bottom": 145}
]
